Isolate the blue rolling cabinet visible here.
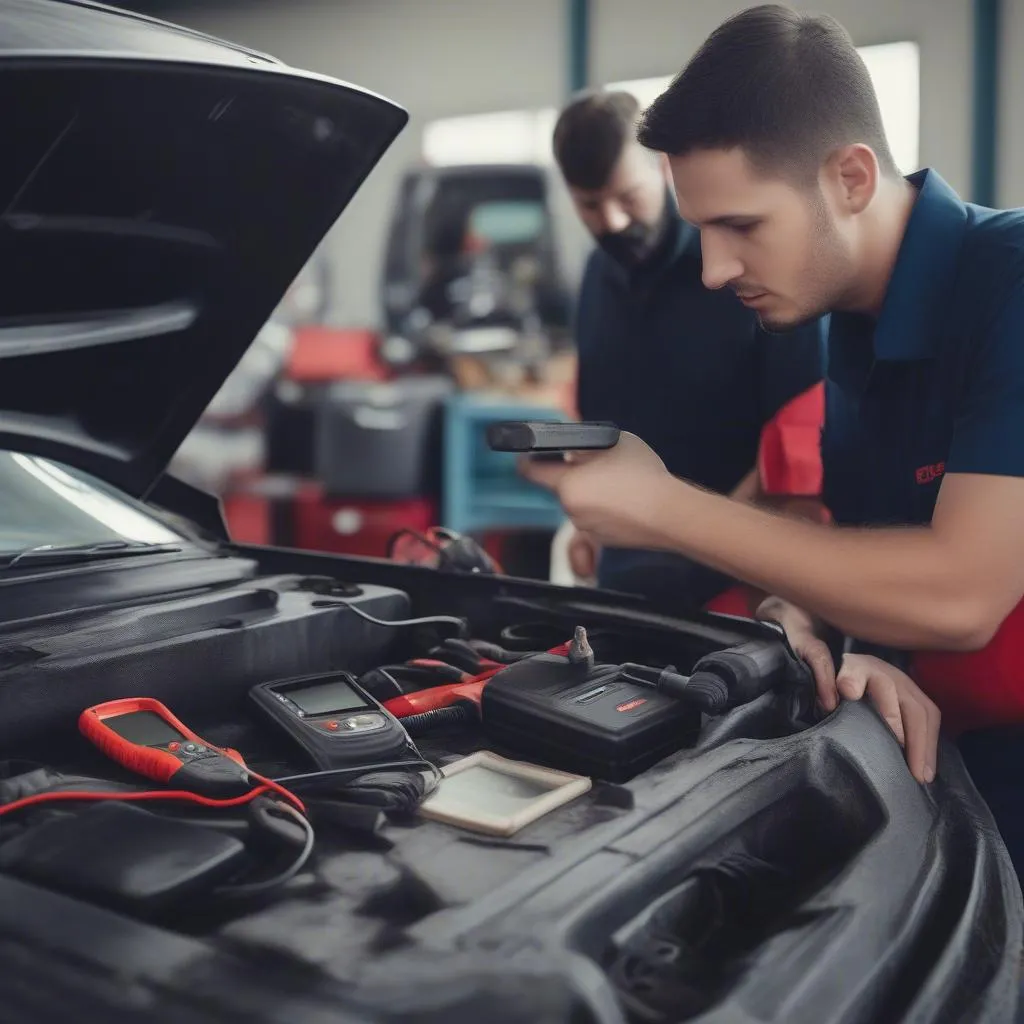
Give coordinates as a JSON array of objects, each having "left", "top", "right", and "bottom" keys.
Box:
[{"left": 442, "top": 392, "right": 569, "bottom": 535}]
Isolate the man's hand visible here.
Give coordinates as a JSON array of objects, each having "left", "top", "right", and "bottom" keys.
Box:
[
  {"left": 567, "top": 529, "right": 600, "bottom": 582},
  {"left": 520, "top": 432, "right": 674, "bottom": 549},
  {"left": 756, "top": 596, "right": 838, "bottom": 711},
  {"left": 835, "top": 653, "right": 940, "bottom": 784},
  {"left": 757, "top": 597, "right": 939, "bottom": 783}
]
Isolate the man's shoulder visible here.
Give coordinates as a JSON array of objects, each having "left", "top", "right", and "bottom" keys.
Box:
[
  {"left": 965, "top": 204, "right": 1024, "bottom": 246},
  {"left": 961, "top": 205, "right": 1024, "bottom": 294},
  {"left": 575, "top": 249, "right": 621, "bottom": 353},
  {"left": 581, "top": 246, "right": 614, "bottom": 287}
]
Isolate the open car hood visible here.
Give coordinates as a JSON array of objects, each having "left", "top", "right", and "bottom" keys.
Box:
[{"left": 0, "top": 0, "right": 407, "bottom": 498}]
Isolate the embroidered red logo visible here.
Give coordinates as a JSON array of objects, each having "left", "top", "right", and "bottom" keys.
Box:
[
  {"left": 915, "top": 462, "right": 945, "bottom": 485},
  {"left": 616, "top": 698, "right": 648, "bottom": 713}
]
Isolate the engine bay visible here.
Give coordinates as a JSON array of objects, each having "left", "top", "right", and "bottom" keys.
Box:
[{"left": 0, "top": 550, "right": 1017, "bottom": 1024}]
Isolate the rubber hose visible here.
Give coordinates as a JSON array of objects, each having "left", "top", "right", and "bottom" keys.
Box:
[{"left": 402, "top": 704, "right": 477, "bottom": 736}]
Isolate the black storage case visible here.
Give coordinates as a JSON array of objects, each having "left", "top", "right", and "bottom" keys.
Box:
[{"left": 313, "top": 376, "right": 453, "bottom": 498}]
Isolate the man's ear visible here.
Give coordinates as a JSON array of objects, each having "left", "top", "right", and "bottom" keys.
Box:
[
  {"left": 657, "top": 151, "right": 673, "bottom": 186},
  {"left": 656, "top": 152, "right": 682, "bottom": 210},
  {"left": 822, "top": 144, "right": 879, "bottom": 215}
]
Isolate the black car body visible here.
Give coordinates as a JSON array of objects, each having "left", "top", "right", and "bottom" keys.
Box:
[{"left": 0, "top": 3, "right": 1020, "bottom": 1023}]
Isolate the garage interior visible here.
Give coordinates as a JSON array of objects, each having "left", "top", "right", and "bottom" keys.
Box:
[
  {"left": 108, "top": 0, "right": 1012, "bottom": 586},
  {"left": 0, "top": 5, "right": 1022, "bottom": 1021}
]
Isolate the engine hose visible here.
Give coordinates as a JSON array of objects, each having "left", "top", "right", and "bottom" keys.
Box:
[{"left": 401, "top": 703, "right": 477, "bottom": 736}]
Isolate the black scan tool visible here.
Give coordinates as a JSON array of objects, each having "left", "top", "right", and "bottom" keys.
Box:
[
  {"left": 486, "top": 421, "right": 621, "bottom": 454},
  {"left": 249, "top": 672, "right": 415, "bottom": 772}
]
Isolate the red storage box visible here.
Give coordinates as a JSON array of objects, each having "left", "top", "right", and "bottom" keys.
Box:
[
  {"left": 292, "top": 485, "right": 438, "bottom": 558},
  {"left": 222, "top": 492, "right": 272, "bottom": 546},
  {"left": 285, "top": 326, "right": 389, "bottom": 384}
]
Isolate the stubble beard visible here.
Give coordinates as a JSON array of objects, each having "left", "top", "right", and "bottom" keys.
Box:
[{"left": 758, "top": 194, "right": 851, "bottom": 333}]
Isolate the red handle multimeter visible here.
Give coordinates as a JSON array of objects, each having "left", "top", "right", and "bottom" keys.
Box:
[{"left": 79, "top": 698, "right": 252, "bottom": 798}]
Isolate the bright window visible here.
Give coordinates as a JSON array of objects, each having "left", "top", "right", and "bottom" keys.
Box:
[
  {"left": 607, "top": 40, "right": 921, "bottom": 173},
  {"left": 422, "top": 108, "right": 558, "bottom": 166},
  {"left": 857, "top": 42, "right": 920, "bottom": 173}
]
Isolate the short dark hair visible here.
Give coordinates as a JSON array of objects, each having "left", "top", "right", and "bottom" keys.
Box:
[
  {"left": 637, "top": 4, "right": 898, "bottom": 183},
  {"left": 553, "top": 90, "right": 642, "bottom": 190}
]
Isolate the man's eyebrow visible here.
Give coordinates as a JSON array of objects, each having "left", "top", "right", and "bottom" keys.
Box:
[{"left": 702, "top": 214, "right": 761, "bottom": 227}]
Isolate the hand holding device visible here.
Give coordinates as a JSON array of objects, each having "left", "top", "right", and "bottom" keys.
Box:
[{"left": 518, "top": 430, "right": 673, "bottom": 550}]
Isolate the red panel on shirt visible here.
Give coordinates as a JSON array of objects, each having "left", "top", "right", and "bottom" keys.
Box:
[
  {"left": 758, "top": 382, "right": 825, "bottom": 497},
  {"left": 912, "top": 598, "right": 1024, "bottom": 736}
]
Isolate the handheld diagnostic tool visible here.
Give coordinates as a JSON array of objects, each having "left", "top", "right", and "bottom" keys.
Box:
[
  {"left": 249, "top": 672, "right": 414, "bottom": 772},
  {"left": 486, "top": 421, "right": 621, "bottom": 454},
  {"left": 79, "top": 698, "right": 251, "bottom": 798}
]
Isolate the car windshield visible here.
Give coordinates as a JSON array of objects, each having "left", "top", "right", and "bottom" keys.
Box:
[{"left": 0, "top": 450, "right": 185, "bottom": 555}]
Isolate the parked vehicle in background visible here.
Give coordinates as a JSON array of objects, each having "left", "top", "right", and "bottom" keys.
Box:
[{"left": 380, "top": 163, "right": 574, "bottom": 373}]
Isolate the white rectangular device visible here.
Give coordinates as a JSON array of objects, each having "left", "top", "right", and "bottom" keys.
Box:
[{"left": 418, "top": 750, "right": 592, "bottom": 837}]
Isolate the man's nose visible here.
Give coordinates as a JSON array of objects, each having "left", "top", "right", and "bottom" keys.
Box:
[
  {"left": 700, "top": 232, "right": 744, "bottom": 291},
  {"left": 599, "top": 202, "right": 631, "bottom": 234}
]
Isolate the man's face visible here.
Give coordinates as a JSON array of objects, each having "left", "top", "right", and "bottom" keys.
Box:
[
  {"left": 668, "top": 147, "right": 856, "bottom": 331},
  {"left": 568, "top": 143, "right": 668, "bottom": 266}
]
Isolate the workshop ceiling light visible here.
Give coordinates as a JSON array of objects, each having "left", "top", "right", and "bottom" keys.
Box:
[{"left": 422, "top": 108, "right": 558, "bottom": 166}]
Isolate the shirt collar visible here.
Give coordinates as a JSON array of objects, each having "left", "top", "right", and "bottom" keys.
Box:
[
  {"left": 825, "top": 169, "right": 969, "bottom": 390},
  {"left": 872, "top": 168, "right": 969, "bottom": 361}
]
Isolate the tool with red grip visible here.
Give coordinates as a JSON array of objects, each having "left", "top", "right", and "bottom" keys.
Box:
[
  {"left": 383, "top": 638, "right": 575, "bottom": 719},
  {"left": 382, "top": 670, "right": 501, "bottom": 718},
  {"left": 79, "top": 698, "right": 252, "bottom": 798}
]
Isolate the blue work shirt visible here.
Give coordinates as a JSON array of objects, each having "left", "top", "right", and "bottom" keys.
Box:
[
  {"left": 823, "top": 169, "right": 1024, "bottom": 530},
  {"left": 821, "top": 168, "right": 1024, "bottom": 878},
  {"left": 576, "top": 211, "right": 823, "bottom": 594}
]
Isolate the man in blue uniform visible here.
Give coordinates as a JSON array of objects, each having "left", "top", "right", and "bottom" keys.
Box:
[
  {"left": 526, "top": 5, "right": 1024, "bottom": 878},
  {"left": 551, "top": 89, "right": 823, "bottom": 609}
]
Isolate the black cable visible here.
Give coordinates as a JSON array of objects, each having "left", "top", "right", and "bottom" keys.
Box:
[
  {"left": 316, "top": 599, "right": 468, "bottom": 638},
  {"left": 618, "top": 663, "right": 728, "bottom": 713},
  {"left": 339, "top": 771, "right": 428, "bottom": 812},
  {"left": 357, "top": 667, "right": 407, "bottom": 701},
  {"left": 618, "top": 663, "right": 665, "bottom": 688},
  {"left": 274, "top": 759, "right": 442, "bottom": 788},
  {"left": 499, "top": 622, "right": 565, "bottom": 651},
  {"left": 272, "top": 759, "right": 443, "bottom": 815},
  {"left": 215, "top": 803, "right": 315, "bottom": 897}
]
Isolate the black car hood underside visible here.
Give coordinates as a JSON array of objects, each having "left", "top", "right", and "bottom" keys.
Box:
[{"left": 0, "top": 0, "right": 407, "bottom": 498}]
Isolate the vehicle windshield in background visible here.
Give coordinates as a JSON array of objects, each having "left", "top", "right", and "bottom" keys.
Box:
[{"left": 0, "top": 450, "right": 184, "bottom": 555}]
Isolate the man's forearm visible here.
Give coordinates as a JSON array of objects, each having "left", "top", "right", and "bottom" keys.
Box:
[
  {"left": 729, "top": 466, "right": 761, "bottom": 504},
  {"left": 645, "top": 477, "right": 987, "bottom": 650}
]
